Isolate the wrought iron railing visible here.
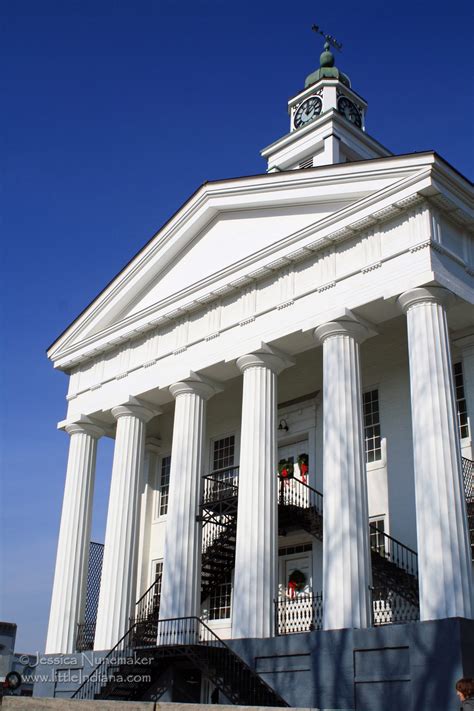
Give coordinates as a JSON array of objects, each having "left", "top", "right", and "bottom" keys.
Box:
[
  {"left": 73, "top": 614, "right": 155, "bottom": 699},
  {"left": 73, "top": 615, "right": 288, "bottom": 705},
  {"left": 463, "top": 457, "right": 474, "bottom": 502},
  {"left": 133, "top": 576, "right": 161, "bottom": 625},
  {"left": 201, "top": 466, "right": 239, "bottom": 552},
  {"left": 202, "top": 466, "right": 239, "bottom": 507},
  {"left": 277, "top": 474, "right": 323, "bottom": 516},
  {"left": 369, "top": 522, "right": 418, "bottom": 579}
]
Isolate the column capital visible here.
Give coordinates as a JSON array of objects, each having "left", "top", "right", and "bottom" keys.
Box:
[
  {"left": 236, "top": 345, "right": 294, "bottom": 375},
  {"left": 112, "top": 398, "right": 161, "bottom": 424},
  {"left": 65, "top": 419, "right": 104, "bottom": 439},
  {"left": 169, "top": 373, "right": 222, "bottom": 401},
  {"left": 145, "top": 437, "right": 162, "bottom": 454},
  {"left": 398, "top": 286, "right": 454, "bottom": 313},
  {"left": 314, "top": 318, "right": 369, "bottom": 346}
]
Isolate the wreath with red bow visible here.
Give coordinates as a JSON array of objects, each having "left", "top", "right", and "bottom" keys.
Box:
[
  {"left": 278, "top": 458, "right": 294, "bottom": 479},
  {"left": 287, "top": 569, "right": 307, "bottom": 597},
  {"left": 297, "top": 453, "right": 309, "bottom": 483}
]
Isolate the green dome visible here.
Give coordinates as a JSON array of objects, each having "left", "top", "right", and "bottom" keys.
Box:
[
  {"left": 319, "top": 48, "right": 334, "bottom": 68},
  {"left": 304, "top": 42, "right": 351, "bottom": 89}
]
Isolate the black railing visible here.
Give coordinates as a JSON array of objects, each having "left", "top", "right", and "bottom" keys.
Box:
[
  {"left": 277, "top": 474, "right": 323, "bottom": 517},
  {"left": 155, "top": 617, "right": 288, "bottom": 706},
  {"left": 275, "top": 593, "right": 323, "bottom": 635},
  {"left": 369, "top": 523, "right": 418, "bottom": 579},
  {"left": 76, "top": 622, "right": 96, "bottom": 652},
  {"left": 202, "top": 466, "right": 239, "bottom": 507},
  {"left": 463, "top": 457, "right": 474, "bottom": 502},
  {"left": 73, "top": 615, "right": 288, "bottom": 706},
  {"left": 133, "top": 577, "right": 161, "bottom": 625},
  {"left": 72, "top": 616, "right": 152, "bottom": 700}
]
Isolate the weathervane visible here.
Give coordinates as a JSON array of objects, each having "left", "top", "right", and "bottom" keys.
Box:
[{"left": 311, "top": 24, "right": 343, "bottom": 52}]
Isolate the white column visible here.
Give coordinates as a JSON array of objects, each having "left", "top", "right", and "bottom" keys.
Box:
[
  {"left": 232, "top": 348, "right": 292, "bottom": 639},
  {"left": 314, "top": 319, "right": 372, "bottom": 630},
  {"left": 94, "top": 401, "right": 157, "bottom": 650},
  {"left": 45, "top": 421, "right": 103, "bottom": 654},
  {"left": 399, "top": 286, "right": 473, "bottom": 620},
  {"left": 158, "top": 377, "right": 218, "bottom": 625}
]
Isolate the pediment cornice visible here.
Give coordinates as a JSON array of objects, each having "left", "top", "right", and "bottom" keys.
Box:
[{"left": 48, "top": 153, "right": 473, "bottom": 370}]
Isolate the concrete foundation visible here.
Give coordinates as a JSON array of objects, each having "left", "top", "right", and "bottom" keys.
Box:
[{"left": 31, "top": 618, "right": 474, "bottom": 711}]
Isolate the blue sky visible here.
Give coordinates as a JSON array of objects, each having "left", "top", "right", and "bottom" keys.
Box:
[{"left": 1, "top": 0, "right": 473, "bottom": 654}]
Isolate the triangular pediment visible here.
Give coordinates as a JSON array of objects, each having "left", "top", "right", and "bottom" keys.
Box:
[{"left": 49, "top": 153, "right": 455, "bottom": 368}]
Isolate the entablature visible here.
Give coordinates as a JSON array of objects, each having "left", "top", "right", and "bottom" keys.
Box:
[{"left": 49, "top": 154, "right": 473, "bottom": 386}]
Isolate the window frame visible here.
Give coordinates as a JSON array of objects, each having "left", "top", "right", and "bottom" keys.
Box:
[
  {"left": 454, "top": 361, "right": 470, "bottom": 442},
  {"left": 154, "top": 453, "right": 172, "bottom": 520},
  {"left": 362, "top": 387, "right": 385, "bottom": 469}
]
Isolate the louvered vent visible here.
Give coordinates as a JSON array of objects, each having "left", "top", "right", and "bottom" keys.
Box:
[{"left": 299, "top": 156, "right": 313, "bottom": 169}]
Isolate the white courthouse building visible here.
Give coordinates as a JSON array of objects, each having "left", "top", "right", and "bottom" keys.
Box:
[{"left": 40, "top": 39, "right": 474, "bottom": 710}]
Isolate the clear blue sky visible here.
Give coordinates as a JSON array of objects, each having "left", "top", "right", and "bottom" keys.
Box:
[{"left": 1, "top": 0, "right": 473, "bottom": 654}]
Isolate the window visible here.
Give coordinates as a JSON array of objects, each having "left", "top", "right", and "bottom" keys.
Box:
[
  {"left": 152, "top": 560, "right": 163, "bottom": 613},
  {"left": 454, "top": 362, "right": 469, "bottom": 440},
  {"left": 158, "top": 456, "right": 171, "bottom": 516},
  {"left": 212, "top": 435, "right": 235, "bottom": 471},
  {"left": 209, "top": 576, "right": 232, "bottom": 620},
  {"left": 363, "top": 389, "right": 382, "bottom": 463},
  {"left": 279, "top": 542, "right": 312, "bottom": 557},
  {"left": 369, "top": 517, "right": 385, "bottom": 557},
  {"left": 154, "top": 560, "right": 163, "bottom": 590}
]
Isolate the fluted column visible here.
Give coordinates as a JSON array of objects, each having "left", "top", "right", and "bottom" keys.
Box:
[
  {"left": 158, "top": 377, "right": 219, "bottom": 626},
  {"left": 399, "top": 287, "right": 473, "bottom": 620},
  {"left": 232, "top": 348, "right": 292, "bottom": 639},
  {"left": 94, "top": 401, "right": 157, "bottom": 650},
  {"left": 45, "top": 421, "right": 103, "bottom": 654},
  {"left": 314, "top": 319, "right": 372, "bottom": 630}
]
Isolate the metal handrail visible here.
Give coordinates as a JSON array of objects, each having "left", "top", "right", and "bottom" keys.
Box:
[
  {"left": 134, "top": 578, "right": 161, "bottom": 624},
  {"left": 202, "top": 466, "right": 239, "bottom": 506},
  {"left": 73, "top": 615, "right": 288, "bottom": 705},
  {"left": 277, "top": 474, "right": 323, "bottom": 517},
  {"left": 369, "top": 522, "right": 418, "bottom": 579}
]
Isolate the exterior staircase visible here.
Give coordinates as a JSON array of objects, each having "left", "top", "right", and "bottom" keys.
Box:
[
  {"left": 74, "top": 457, "right": 474, "bottom": 700},
  {"left": 72, "top": 615, "right": 288, "bottom": 705},
  {"left": 199, "top": 468, "right": 239, "bottom": 602}
]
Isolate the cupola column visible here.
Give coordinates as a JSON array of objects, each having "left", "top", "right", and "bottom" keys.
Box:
[
  {"left": 94, "top": 401, "right": 157, "bottom": 650},
  {"left": 314, "top": 319, "right": 372, "bottom": 630},
  {"left": 158, "top": 377, "right": 219, "bottom": 628},
  {"left": 232, "top": 348, "right": 293, "bottom": 639},
  {"left": 45, "top": 421, "right": 104, "bottom": 654},
  {"left": 399, "top": 287, "right": 473, "bottom": 620}
]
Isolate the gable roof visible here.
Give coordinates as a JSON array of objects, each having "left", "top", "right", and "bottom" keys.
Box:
[{"left": 47, "top": 151, "right": 474, "bottom": 370}]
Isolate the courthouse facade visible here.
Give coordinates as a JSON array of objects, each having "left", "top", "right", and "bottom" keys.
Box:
[{"left": 40, "top": 40, "right": 474, "bottom": 710}]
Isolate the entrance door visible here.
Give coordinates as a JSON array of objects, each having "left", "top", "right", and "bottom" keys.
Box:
[{"left": 277, "top": 552, "right": 314, "bottom": 634}]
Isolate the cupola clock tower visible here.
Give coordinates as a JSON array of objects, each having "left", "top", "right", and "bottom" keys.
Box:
[{"left": 261, "top": 25, "right": 392, "bottom": 172}]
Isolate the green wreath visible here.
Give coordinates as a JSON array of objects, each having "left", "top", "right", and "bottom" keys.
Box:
[{"left": 288, "top": 569, "right": 306, "bottom": 591}]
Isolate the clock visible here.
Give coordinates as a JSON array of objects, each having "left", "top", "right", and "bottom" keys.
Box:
[
  {"left": 294, "top": 96, "right": 322, "bottom": 129},
  {"left": 337, "top": 96, "right": 362, "bottom": 128}
]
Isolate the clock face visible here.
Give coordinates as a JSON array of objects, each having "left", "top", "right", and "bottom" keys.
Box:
[
  {"left": 294, "top": 96, "right": 322, "bottom": 129},
  {"left": 337, "top": 96, "right": 362, "bottom": 128}
]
